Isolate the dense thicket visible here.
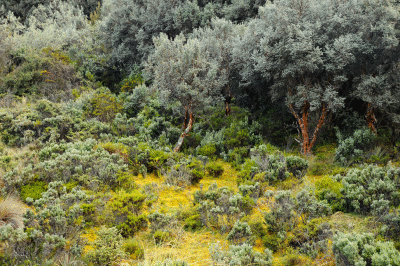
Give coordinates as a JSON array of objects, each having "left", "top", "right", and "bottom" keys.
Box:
[{"left": 1, "top": 0, "right": 400, "bottom": 265}]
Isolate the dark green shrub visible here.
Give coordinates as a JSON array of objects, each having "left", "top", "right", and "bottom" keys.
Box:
[
  {"left": 206, "top": 161, "right": 224, "bottom": 177},
  {"left": 262, "top": 233, "right": 281, "bottom": 252},
  {"left": 19, "top": 181, "right": 47, "bottom": 202},
  {"left": 107, "top": 190, "right": 147, "bottom": 224},
  {"left": 197, "top": 144, "right": 217, "bottom": 157},
  {"left": 183, "top": 214, "right": 203, "bottom": 231},
  {"left": 117, "top": 214, "right": 148, "bottom": 238},
  {"left": 123, "top": 238, "right": 144, "bottom": 260},
  {"left": 286, "top": 156, "right": 308, "bottom": 178},
  {"left": 81, "top": 203, "right": 96, "bottom": 226},
  {"left": 190, "top": 169, "right": 205, "bottom": 184},
  {"left": 315, "top": 176, "right": 345, "bottom": 212}
]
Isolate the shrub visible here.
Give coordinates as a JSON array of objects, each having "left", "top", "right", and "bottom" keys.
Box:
[
  {"left": 183, "top": 214, "right": 203, "bottom": 231},
  {"left": 117, "top": 214, "right": 148, "bottom": 238},
  {"left": 0, "top": 182, "right": 87, "bottom": 265},
  {"left": 86, "top": 226, "right": 127, "bottom": 266},
  {"left": 335, "top": 128, "right": 376, "bottom": 166},
  {"left": 227, "top": 220, "right": 253, "bottom": 245},
  {"left": 123, "top": 238, "right": 144, "bottom": 260},
  {"left": 153, "top": 259, "right": 188, "bottom": 266},
  {"left": 194, "top": 184, "right": 255, "bottom": 232},
  {"left": 337, "top": 164, "right": 400, "bottom": 214},
  {"left": 264, "top": 189, "right": 331, "bottom": 237},
  {"left": 210, "top": 242, "right": 273, "bottom": 266},
  {"left": 20, "top": 180, "right": 47, "bottom": 202},
  {"left": 162, "top": 157, "right": 206, "bottom": 187},
  {"left": 206, "top": 161, "right": 224, "bottom": 177},
  {"left": 333, "top": 232, "right": 400, "bottom": 266},
  {"left": 197, "top": 144, "right": 217, "bottom": 157},
  {"left": 2, "top": 139, "right": 127, "bottom": 193},
  {"left": 0, "top": 196, "right": 26, "bottom": 229},
  {"left": 148, "top": 211, "right": 172, "bottom": 233},
  {"left": 315, "top": 176, "right": 345, "bottom": 212},
  {"left": 84, "top": 87, "right": 123, "bottom": 123},
  {"left": 107, "top": 190, "right": 147, "bottom": 226},
  {"left": 286, "top": 156, "right": 308, "bottom": 178}
]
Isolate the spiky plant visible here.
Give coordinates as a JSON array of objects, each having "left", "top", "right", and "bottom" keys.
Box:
[{"left": 0, "top": 196, "right": 26, "bottom": 229}]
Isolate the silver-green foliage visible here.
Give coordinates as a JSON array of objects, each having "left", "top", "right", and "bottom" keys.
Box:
[
  {"left": 1, "top": 0, "right": 93, "bottom": 51},
  {"left": 210, "top": 242, "right": 273, "bottom": 266},
  {"left": 333, "top": 232, "right": 400, "bottom": 266},
  {"left": 335, "top": 128, "right": 376, "bottom": 166},
  {"left": 146, "top": 32, "right": 228, "bottom": 115},
  {"left": 0, "top": 181, "right": 87, "bottom": 265},
  {"left": 86, "top": 226, "right": 127, "bottom": 266},
  {"left": 100, "top": 0, "right": 184, "bottom": 72},
  {"left": 264, "top": 189, "right": 331, "bottom": 234},
  {"left": 3, "top": 139, "right": 127, "bottom": 193},
  {"left": 194, "top": 183, "right": 254, "bottom": 232},
  {"left": 336, "top": 164, "right": 400, "bottom": 214}
]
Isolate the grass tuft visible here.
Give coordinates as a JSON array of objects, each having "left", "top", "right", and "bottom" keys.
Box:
[{"left": 0, "top": 196, "right": 26, "bottom": 229}]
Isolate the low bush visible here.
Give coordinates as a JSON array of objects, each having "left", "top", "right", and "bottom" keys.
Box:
[
  {"left": 336, "top": 164, "right": 400, "bottom": 214},
  {"left": 333, "top": 232, "right": 400, "bottom": 266},
  {"left": 107, "top": 190, "right": 147, "bottom": 228},
  {"left": 227, "top": 220, "right": 253, "bottom": 245},
  {"left": 206, "top": 161, "right": 224, "bottom": 177},
  {"left": 263, "top": 188, "right": 332, "bottom": 250},
  {"left": 153, "top": 230, "right": 172, "bottom": 245},
  {"left": 238, "top": 145, "right": 308, "bottom": 187},
  {"left": 210, "top": 242, "right": 273, "bottom": 266},
  {"left": 162, "top": 157, "right": 206, "bottom": 187},
  {"left": 19, "top": 180, "right": 47, "bottom": 202},
  {"left": 0, "top": 182, "right": 87, "bottom": 265},
  {"left": 86, "top": 226, "right": 127, "bottom": 266},
  {"left": 117, "top": 214, "right": 148, "bottom": 238},
  {"left": 335, "top": 128, "right": 376, "bottom": 166},
  {"left": 183, "top": 214, "right": 203, "bottom": 231},
  {"left": 123, "top": 238, "right": 144, "bottom": 260},
  {"left": 194, "top": 183, "right": 255, "bottom": 232},
  {"left": 2, "top": 139, "right": 128, "bottom": 193}
]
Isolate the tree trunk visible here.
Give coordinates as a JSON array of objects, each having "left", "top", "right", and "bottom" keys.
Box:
[
  {"left": 366, "top": 103, "right": 377, "bottom": 134},
  {"left": 289, "top": 102, "right": 327, "bottom": 156},
  {"left": 182, "top": 109, "right": 188, "bottom": 131},
  {"left": 174, "top": 112, "right": 194, "bottom": 152}
]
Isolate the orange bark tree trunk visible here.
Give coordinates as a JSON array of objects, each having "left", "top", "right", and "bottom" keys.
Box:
[
  {"left": 366, "top": 103, "right": 377, "bottom": 134},
  {"left": 289, "top": 102, "right": 328, "bottom": 155},
  {"left": 174, "top": 112, "right": 194, "bottom": 152}
]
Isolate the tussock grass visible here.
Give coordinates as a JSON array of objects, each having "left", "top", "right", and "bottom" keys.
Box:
[{"left": 0, "top": 196, "right": 26, "bottom": 229}]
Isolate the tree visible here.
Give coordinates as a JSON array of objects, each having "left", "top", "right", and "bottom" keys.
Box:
[
  {"left": 190, "top": 19, "right": 245, "bottom": 115},
  {"left": 233, "top": 0, "right": 400, "bottom": 155},
  {"left": 100, "top": 0, "right": 184, "bottom": 76},
  {"left": 145, "top": 33, "right": 228, "bottom": 152}
]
